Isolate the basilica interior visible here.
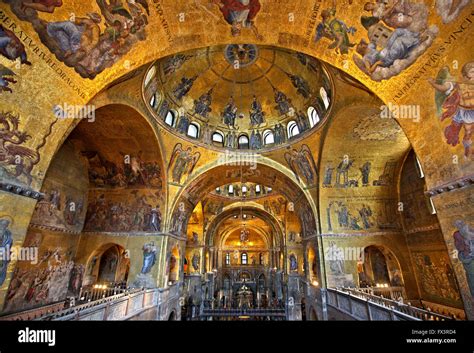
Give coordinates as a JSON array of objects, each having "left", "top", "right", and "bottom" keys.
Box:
[{"left": 0, "top": 0, "right": 473, "bottom": 323}]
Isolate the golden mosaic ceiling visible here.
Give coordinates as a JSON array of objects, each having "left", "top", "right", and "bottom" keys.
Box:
[{"left": 151, "top": 45, "right": 332, "bottom": 133}]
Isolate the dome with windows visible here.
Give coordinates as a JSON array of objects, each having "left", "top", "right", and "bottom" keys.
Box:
[{"left": 143, "top": 45, "right": 333, "bottom": 150}]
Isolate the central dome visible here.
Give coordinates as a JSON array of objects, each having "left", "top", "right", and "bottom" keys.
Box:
[{"left": 144, "top": 45, "right": 333, "bottom": 150}]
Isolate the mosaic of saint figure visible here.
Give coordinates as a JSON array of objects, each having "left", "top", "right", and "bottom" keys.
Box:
[
  {"left": 274, "top": 89, "right": 291, "bottom": 116},
  {"left": 222, "top": 96, "right": 238, "bottom": 128},
  {"left": 360, "top": 161, "right": 371, "bottom": 187},
  {"left": 0, "top": 218, "right": 13, "bottom": 286},
  {"left": 288, "top": 73, "right": 312, "bottom": 99},
  {"left": 250, "top": 130, "right": 262, "bottom": 150},
  {"left": 323, "top": 164, "right": 335, "bottom": 187},
  {"left": 173, "top": 76, "right": 197, "bottom": 100},
  {"left": 289, "top": 254, "right": 298, "bottom": 272},
  {"left": 192, "top": 252, "right": 200, "bottom": 271},
  {"left": 225, "top": 131, "right": 237, "bottom": 149},
  {"left": 296, "top": 110, "right": 309, "bottom": 132},
  {"left": 327, "top": 242, "right": 345, "bottom": 276},
  {"left": 163, "top": 54, "right": 192, "bottom": 77},
  {"left": 176, "top": 114, "right": 191, "bottom": 135},
  {"left": 453, "top": 220, "right": 474, "bottom": 296},
  {"left": 194, "top": 89, "right": 213, "bottom": 118},
  {"left": 274, "top": 124, "right": 286, "bottom": 145},
  {"left": 212, "top": 0, "right": 262, "bottom": 39},
  {"left": 141, "top": 242, "right": 157, "bottom": 274},
  {"left": 146, "top": 206, "right": 162, "bottom": 232},
  {"left": 428, "top": 62, "right": 474, "bottom": 159},
  {"left": 249, "top": 96, "right": 265, "bottom": 126}
]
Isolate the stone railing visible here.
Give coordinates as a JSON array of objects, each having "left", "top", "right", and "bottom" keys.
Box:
[
  {"left": 0, "top": 301, "right": 68, "bottom": 321},
  {"left": 44, "top": 288, "right": 157, "bottom": 321},
  {"left": 327, "top": 288, "right": 455, "bottom": 321},
  {"left": 354, "top": 286, "right": 407, "bottom": 301},
  {"left": 158, "top": 282, "right": 180, "bottom": 307},
  {"left": 0, "top": 288, "right": 158, "bottom": 321},
  {"left": 202, "top": 308, "right": 286, "bottom": 318},
  {"left": 344, "top": 288, "right": 464, "bottom": 320},
  {"left": 419, "top": 300, "right": 466, "bottom": 320}
]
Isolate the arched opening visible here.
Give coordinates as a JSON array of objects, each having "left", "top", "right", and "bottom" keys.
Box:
[
  {"left": 3, "top": 104, "right": 165, "bottom": 314},
  {"left": 307, "top": 246, "right": 319, "bottom": 285},
  {"left": 238, "top": 134, "right": 250, "bottom": 149},
  {"left": 165, "top": 110, "right": 177, "bottom": 127},
  {"left": 168, "top": 246, "right": 180, "bottom": 284},
  {"left": 83, "top": 243, "right": 130, "bottom": 289},
  {"left": 308, "top": 106, "right": 320, "bottom": 128},
  {"left": 287, "top": 121, "right": 300, "bottom": 138},
  {"left": 97, "top": 246, "right": 120, "bottom": 284},
  {"left": 320, "top": 87, "right": 330, "bottom": 110},
  {"left": 359, "top": 246, "right": 392, "bottom": 287},
  {"left": 263, "top": 130, "right": 275, "bottom": 145},
  {"left": 357, "top": 245, "right": 405, "bottom": 300},
  {"left": 212, "top": 131, "right": 225, "bottom": 146},
  {"left": 187, "top": 122, "right": 200, "bottom": 139}
]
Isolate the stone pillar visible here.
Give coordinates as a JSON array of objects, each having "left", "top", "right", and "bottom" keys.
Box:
[
  {"left": 275, "top": 270, "right": 284, "bottom": 300},
  {"left": 0, "top": 190, "right": 38, "bottom": 311},
  {"left": 185, "top": 273, "right": 204, "bottom": 312},
  {"left": 430, "top": 184, "right": 474, "bottom": 320},
  {"left": 287, "top": 274, "right": 302, "bottom": 321},
  {"left": 209, "top": 248, "right": 214, "bottom": 272}
]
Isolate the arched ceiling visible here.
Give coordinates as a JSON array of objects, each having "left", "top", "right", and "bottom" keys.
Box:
[
  {"left": 172, "top": 163, "right": 307, "bottom": 208},
  {"left": 166, "top": 161, "right": 316, "bottom": 238},
  {"left": 0, "top": 0, "right": 472, "bottom": 195},
  {"left": 204, "top": 206, "right": 288, "bottom": 248}
]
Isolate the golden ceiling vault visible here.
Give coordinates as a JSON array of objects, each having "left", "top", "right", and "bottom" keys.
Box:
[{"left": 0, "top": 0, "right": 472, "bottom": 329}]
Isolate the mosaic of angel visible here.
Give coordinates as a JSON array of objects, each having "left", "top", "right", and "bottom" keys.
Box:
[{"left": 168, "top": 144, "right": 201, "bottom": 185}]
